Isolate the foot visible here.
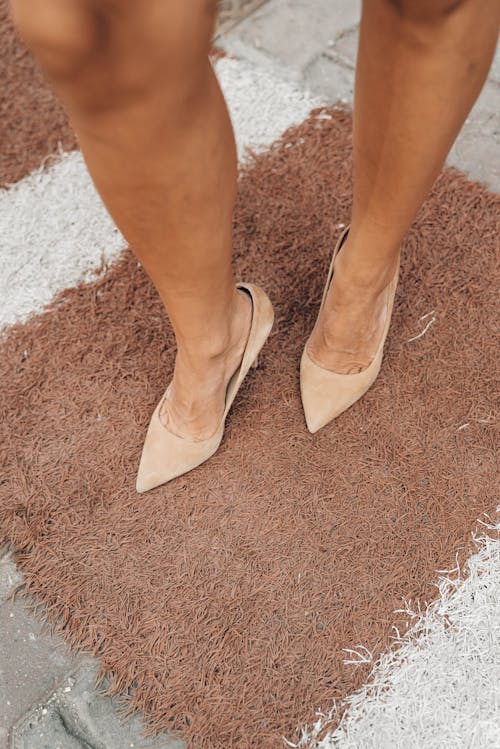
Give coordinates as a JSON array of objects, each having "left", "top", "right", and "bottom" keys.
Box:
[
  {"left": 159, "top": 288, "right": 253, "bottom": 441},
  {"left": 307, "top": 242, "right": 399, "bottom": 374}
]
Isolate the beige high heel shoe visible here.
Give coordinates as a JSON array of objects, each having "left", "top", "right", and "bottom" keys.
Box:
[
  {"left": 300, "top": 226, "right": 400, "bottom": 433},
  {"left": 136, "top": 282, "right": 274, "bottom": 492}
]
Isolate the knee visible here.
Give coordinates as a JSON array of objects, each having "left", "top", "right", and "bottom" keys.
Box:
[
  {"left": 9, "top": 0, "right": 100, "bottom": 81},
  {"left": 9, "top": 0, "right": 218, "bottom": 95},
  {"left": 386, "top": 0, "right": 469, "bottom": 23}
]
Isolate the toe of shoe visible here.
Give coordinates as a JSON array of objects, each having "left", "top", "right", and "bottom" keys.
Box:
[
  {"left": 300, "top": 349, "right": 377, "bottom": 433},
  {"left": 136, "top": 408, "right": 224, "bottom": 493}
]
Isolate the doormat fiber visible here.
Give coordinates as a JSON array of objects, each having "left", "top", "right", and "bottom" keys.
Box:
[
  {"left": 0, "top": 5, "right": 498, "bottom": 744},
  {"left": 1, "top": 107, "right": 498, "bottom": 748}
]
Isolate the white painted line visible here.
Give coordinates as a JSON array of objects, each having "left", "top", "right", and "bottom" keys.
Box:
[
  {"left": 0, "top": 57, "right": 319, "bottom": 331},
  {"left": 0, "top": 150, "right": 124, "bottom": 331},
  {"left": 286, "top": 513, "right": 500, "bottom": 749},
  {"left": 216, "top": 56, "right": 319, "bottom": 158}
]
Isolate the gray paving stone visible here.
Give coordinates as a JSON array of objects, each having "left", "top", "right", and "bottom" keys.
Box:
[
  {"left": 10, "top": 661, "right": 184, "bottom": 749},
  {"left": 303, "top": 53, "right": 353, "bottom": 105},
  {"left": 1, "top": 562, "right": 183, "bottom": 749},
  {"left": 448, "top": 80, "right": 500, "bottom": 191},
  {"left": 217, "top": 0, "right": 267, "bottom": 36},
  {"left": 224, "top": 0, "right": 499, "bottom": 190},
  {"left": 0, "top": 554, "right": 23, "bottom": 604},
  {"left": 489, "top": 43, "right": 500, "bottom": 84},
  {"left": 223, "top": 0, "right": 361, "bottom": 71},
  {"left": 0, "top": 597, "right": 80, "bottom": 748},
  {"left": 220, "top": 34, "right": 302, "bottom": 85},
  {"left": 325, "top": 25, "right": 358, "bottom": 70}
]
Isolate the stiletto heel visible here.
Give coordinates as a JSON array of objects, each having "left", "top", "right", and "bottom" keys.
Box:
[
  {"left": 300, "top": 225, "right": 400, "bottom": 433},
  {"left": 136, "top": 282, "right": 274, "bottom": 492}
]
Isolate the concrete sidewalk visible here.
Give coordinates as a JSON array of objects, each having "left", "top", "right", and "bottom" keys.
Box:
[
  {"left": 219, "top": 0, "right": 500, "bottom": 190},
  {"left": 1, "top": 2, "right": 498, "bottom": 747}
]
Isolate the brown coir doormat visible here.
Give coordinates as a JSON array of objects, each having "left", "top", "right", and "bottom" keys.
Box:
[
  {"left": 1, "top": 105, "right": 499, "bottom": 748},
  {"left": 1, "top": 9, "right": 499, "bottom": 743}
]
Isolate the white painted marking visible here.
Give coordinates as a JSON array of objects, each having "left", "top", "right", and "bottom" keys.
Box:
[
  {"left": 216, "top": 56, "right": 319, "bottom": 159},
  {"left": 0, "top": 151, "right": 124, "bottom": 331},
  {"left": 286, "top": 513, "right": 500, "bottom": 749},
  {"left": 0, "top": 57, "right": 319, "bottom": 331}
]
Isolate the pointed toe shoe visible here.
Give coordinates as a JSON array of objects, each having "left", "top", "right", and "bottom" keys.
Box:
[
  {"left": 300, "top": 226, "right": 400, "bottom": 433},
  {"left": 136, "top": 282, "right": 274, "bottom": 492}
]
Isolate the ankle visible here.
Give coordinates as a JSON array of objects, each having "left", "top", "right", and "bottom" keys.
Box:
[
  {"left": 333, "top": 239, "right": 399, "bottom": 296},
  {"left": 175, "top": 287, "right": 251, "bottom": 368},
  {"left": 177, "top": 333, "right": 232, "bottom": 371}
]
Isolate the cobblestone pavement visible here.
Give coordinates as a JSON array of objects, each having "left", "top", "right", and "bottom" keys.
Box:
[
  {"left": 220, "top": 0, "right": 500, "bottom": 190},
  {"left": 0, "top": 545, "right": 184, "bottom": 749},
  {"left": 217, "top": 0, "right": 268, "bottom": 35},
  {"left": 1, "top": 2, "right": 498, "bottom": 747}
]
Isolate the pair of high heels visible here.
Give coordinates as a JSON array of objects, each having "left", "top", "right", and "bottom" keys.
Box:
[{"left": 136, "top": 227, "right": 400, "bottom": 493}]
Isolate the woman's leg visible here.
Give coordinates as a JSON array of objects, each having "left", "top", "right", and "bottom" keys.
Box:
[
  {"left": 9, "top": 0, "right": 251, "bottom": 439},
  {"left": 308, "top": 0, "right": 499, "bottom": 374}
]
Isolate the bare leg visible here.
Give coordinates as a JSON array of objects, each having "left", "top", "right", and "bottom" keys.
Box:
[
  {"left": 308, "top": 0, "right": 499, "bottom": 373},
  {"left": 10, "top": 0, "right": 251, "bottom": 439}
]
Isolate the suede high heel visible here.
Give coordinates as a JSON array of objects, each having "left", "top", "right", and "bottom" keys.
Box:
[
  {"left": 300, "top": 226, "right": 400, "bottom": 433},
  {"left": 136, "top": 282, "right": 274, "bottom": 492}
]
